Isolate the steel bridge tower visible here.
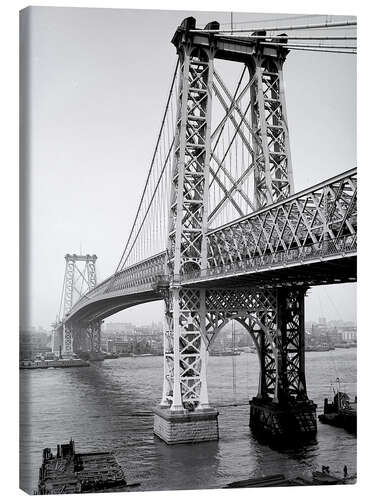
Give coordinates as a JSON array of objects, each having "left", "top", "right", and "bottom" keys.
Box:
[
  {"left": 53, "top": 254, "right": 103, "bottom": 359},
  {"left": 154, "top": 17, "right": 316, "bottom": 444}
]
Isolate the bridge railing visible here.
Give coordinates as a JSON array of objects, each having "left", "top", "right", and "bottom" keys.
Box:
[
  {"left": 181, "top": 233, "right": 357, "bottom": 283},
  {"left": 67, "top": 252, "right": 167, "bottom": 318},
  {"left": 105, "top": 252, "right": 167, "bottom": 293},
  {"left": 206, "top": 168, "right": 357, "bottom": 270}
]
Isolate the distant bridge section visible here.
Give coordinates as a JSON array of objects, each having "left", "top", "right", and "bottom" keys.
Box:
[{"left": 66, "top": 252, "right": 167, "bottom": 323}]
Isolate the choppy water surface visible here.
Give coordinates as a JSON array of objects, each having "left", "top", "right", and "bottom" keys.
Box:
[{"left": 20, "top": 349, "right": 356, "bottom": 493}]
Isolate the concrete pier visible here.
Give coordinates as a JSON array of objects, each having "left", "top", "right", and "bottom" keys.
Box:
[{"left": 153, "top": 407, "right": 219, "bottom": 444}]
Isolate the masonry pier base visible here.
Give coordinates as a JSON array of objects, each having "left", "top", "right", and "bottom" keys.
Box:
[
  {"left": 153, "top": 407, "right": 219, "bottom": 444},
  {"left": 249, "top": 398, "right": 317, "bottom": 443}
]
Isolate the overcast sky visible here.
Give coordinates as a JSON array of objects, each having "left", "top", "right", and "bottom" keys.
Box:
[{"left": 23, "top": 6, "right": 356, "bottom": 329}]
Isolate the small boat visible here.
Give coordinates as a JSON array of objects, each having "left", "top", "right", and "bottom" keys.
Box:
[{"left": 318, "top": 380, "right": 356, "bottom": 433}]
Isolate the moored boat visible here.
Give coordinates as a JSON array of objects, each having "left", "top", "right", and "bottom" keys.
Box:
[{"left": 318, "top": 384, "right": 357, "bottom": 434}]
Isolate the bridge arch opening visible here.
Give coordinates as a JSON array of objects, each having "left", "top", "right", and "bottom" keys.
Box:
[{"left": 206, "top": 318, "right": 261, "bottom": 407}]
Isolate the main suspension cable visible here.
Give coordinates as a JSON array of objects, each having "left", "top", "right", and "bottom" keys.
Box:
[{"left": 192, "top": 20, "right": 356, "bottom": 34}]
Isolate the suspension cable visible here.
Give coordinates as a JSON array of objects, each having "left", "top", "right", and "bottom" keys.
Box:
[
  {"left": 121, "top": 139, "right": 175, "bottom": 268},
  {"left": 216, "top": 35, "right": 357, "bottom": 41},
  {"left": 260, "top": 42, "right": 357, "bottom": 50},
  {"left": 115, "top": 59, "right": 179, "bottom": 273},
  {"left": 198, "top": 14, "right": 351, "bottom": 28},
  {"left": 193, "top": 20, "right": 356, "bottom": 34},
  {"left": 285, "top": 46, "right": 356, "bottom": 54}
]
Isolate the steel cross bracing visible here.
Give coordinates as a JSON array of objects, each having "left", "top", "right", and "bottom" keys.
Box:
[
  {"left": 160, "top": 286, "right": 308, "bottom": 407},
  {"left": 61, "top": 254, "right": 98, "bottom": 317},
  {"left": 186, "top": 167, "right": 357, "bottom": 285},
  {"left": 167, "top": 45, "right": 213, "bottom": 277},
  {"left": 57, "top": 254, "right": 98, "bottom": 355}
]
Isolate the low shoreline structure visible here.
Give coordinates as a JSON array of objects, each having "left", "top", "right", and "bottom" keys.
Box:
[
  {"left": 224, "top": 470, "right": 356, "bottom": 488},
  {"left": 20, "top": 358, "right": 89, "bottom": 369}
]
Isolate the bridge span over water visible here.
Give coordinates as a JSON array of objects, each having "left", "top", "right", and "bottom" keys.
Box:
[
  {"left": 53, "top": 17, "right": 357, "bottom": 445},
  {"left": 66, "top": 167, "right": 356, "bottom": 325}
]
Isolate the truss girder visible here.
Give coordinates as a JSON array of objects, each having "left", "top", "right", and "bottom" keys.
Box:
[
  {"left": 206, "top": 169, "right": 357, "bottom": 271},
  {"left": 65, "top": 170, "right": 356, "bottom": 322}
]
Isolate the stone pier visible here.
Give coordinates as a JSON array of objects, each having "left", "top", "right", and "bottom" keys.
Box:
[{"left": 153, "top": 407, "right": 219, "bottom": 444}]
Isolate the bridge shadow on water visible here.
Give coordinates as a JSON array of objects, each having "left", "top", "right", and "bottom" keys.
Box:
[{"left": 250, "top": 429, "right": 319, "bottom": 457}]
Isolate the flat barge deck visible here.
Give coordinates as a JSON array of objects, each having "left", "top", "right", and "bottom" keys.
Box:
[
  {"left": 20, "top": 358, "right": 90, "bottom": 369},
  {"left": 37, "top": 440, "right": 130, "bottom": 494}
]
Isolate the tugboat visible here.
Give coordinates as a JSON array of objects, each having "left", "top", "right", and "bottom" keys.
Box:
[{"left": 318, "top": 379, "right": 357, "bottom": 434}]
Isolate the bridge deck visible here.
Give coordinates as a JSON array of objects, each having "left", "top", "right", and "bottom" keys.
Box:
[{"left": 64, "top": 168, "right": 356, "bottom": 324}]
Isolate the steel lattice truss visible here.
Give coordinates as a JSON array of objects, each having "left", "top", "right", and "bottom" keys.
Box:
[
  {"left": 87, "top": 320, "right": 102, "bottom": 353},
  {"left": 162, "top": 288, "right": 207, "bottom": 407},
  {"left": 63, "top": 323, "right": 73, "bottom": 355},
  {"left": 65, "top": 168, "right": 356, "bottom": 324},
  {"left": 206, "top": 168, "right": 357, "bottom": 271},
  {"left": 161, "top": 286, "right": 309, "bottom": 408},
  {"left": 251, "top": 57, "right": 293, "bottom": 207},
  {"left": 61, "top": 254, "right": 98, "bottom": 317},
  {"left": 167, "top": 46, "right": 213, "bottom": 276}
]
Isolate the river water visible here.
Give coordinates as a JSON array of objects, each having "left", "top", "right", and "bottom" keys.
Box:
[{"left": 20, "top": 348, "right": 356, "bottom": 493}]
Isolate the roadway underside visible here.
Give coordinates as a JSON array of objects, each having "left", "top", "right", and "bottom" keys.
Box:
[
  {"left": 68, "top": 256, "right": 356, "bottom": 323},
  {"left": 67, "top": 290, "right": 162, "bottom": 324},
  {"left": 181, "top": 255, "right": 357, "bottom": 289}
]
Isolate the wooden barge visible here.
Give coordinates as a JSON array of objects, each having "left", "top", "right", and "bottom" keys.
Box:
[
  {"left": 37, "top": 440, "right": 129, "bottom": 494},
  {"left": 20, "top": 358, "right": 89, "bottom": 369}
]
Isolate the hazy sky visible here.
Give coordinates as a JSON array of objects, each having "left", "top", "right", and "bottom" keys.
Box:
[{"left": 24, "top": 6, "right": 356, "bottom": 329}]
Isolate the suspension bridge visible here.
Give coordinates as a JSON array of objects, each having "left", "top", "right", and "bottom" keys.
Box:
[{"left": 52, "top": 16, "right": 357, "bottom": 444}]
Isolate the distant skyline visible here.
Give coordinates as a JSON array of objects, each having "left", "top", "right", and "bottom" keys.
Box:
[
  {"left": 24, "top": 313, "right": 357, "bottom": 333},
  {"left": 23, "top": 6, "right": 356, "bottom": 328}
]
